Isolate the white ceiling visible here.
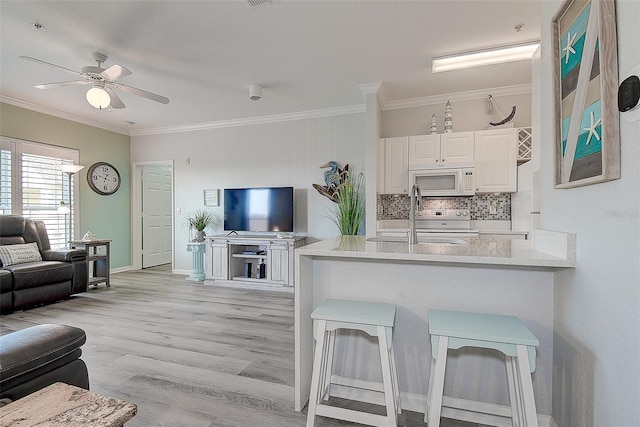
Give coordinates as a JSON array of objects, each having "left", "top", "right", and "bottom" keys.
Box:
[{"left": 0, "top": 1, "right": 541, "bottom": 135}]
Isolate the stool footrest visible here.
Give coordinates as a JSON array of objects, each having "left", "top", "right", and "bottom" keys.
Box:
[{"left": 315, "top": 404, "right": 391, "bottom": 427}]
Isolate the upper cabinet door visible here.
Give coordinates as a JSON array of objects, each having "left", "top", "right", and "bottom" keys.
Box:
[
  {"left": 474, "top": 128, "right": 517, "bottom": 193},
  {"left": 408, "top": 134, "right": 440, "bottom": 169},
  {"left": 384, "top": 137, "right": 409, "bottom": 194},
  {"left": 440, "top": 131, "right": 475, "bottom": 165}
]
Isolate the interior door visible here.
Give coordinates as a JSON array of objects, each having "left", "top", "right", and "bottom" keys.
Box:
[{"left": 142, "top": 165, "right": 172, "bottom": 268}]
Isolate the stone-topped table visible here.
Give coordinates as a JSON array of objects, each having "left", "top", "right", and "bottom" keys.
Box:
[{"left": 0, "top": 382, "right": 137, "bottom": 426}]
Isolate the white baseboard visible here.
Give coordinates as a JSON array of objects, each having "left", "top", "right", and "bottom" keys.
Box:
[
  {"left": 328, "top": 375, "right": 554, "bottom": 427},
  {"left": 111, "top": 266, "right": 134, "bottom": 274}
]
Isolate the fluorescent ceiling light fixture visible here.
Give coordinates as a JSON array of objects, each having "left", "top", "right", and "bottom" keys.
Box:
[
  {"left": 432, "top": 42, "right": 540, "bottom": 73},
  {"left": 86, "top": 85, "right": 111, "bottom": 109}
]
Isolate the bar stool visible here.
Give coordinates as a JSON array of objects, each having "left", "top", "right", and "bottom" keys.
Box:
[
  {"left": 306, "top": 298, "right": 401, "bottom": 427},
  {"left": 425, "top": 309, "right": 539, "bottom": 427}
]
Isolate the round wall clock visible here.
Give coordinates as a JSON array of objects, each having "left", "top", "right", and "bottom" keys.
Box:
[{"left": 87, "top": 162, "right": 121, "bottom": 195}]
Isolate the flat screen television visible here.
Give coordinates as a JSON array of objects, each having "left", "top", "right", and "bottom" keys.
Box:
[{"left": 223, "top": 186, "right": 294, "bottom": 232}]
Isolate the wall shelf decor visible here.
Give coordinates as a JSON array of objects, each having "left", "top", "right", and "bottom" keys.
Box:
[
  {"left": 203, "top": 189, "right": 219, "bottom": 206},
  {"left": 552, "top": 0, "right": 620, "bottom": 188}
]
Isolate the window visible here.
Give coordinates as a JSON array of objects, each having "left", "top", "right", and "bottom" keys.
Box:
[{"left": 1, "top": 137, "right": 80, "bottom": 248}]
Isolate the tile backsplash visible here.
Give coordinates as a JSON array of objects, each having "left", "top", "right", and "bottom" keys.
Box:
[{"left": 377, "top": 193, "right": 512, "bottom": 221}]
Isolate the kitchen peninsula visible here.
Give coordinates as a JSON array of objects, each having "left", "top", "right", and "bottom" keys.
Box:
[{"left": 294, "top": 230, "right": 575, "bottom": 424}]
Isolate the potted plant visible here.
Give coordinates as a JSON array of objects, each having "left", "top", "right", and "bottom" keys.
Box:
[
  {"left": 330, "top": 170, "right": 366, "bottom": 235},
  {"left": 185, "top": 209, "right": 220, "bottom": 242}
]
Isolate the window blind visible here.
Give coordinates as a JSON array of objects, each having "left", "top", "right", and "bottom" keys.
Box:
[
  {"left": 1, "top": 137, "right": 79, "bottom": 249},
  {"left": 21, "top": 153, "right": 69, "bottom": 247},
  {"left": 0, "top": 148, "right": 11, "bottom": 214}
]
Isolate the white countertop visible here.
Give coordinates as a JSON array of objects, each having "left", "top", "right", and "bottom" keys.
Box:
[{"left": 296, "top": 230, "right": 575, "bottom": 269}]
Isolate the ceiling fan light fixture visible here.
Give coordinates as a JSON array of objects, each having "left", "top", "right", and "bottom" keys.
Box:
[
  {"left": 432, "top": 41, "right": 540, "bottom": 73},
  {"left": 86, "top": 85, "right": 111, "bottom": 109}
]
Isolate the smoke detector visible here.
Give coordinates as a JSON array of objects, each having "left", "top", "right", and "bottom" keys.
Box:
[{"left": 249, "top": 84, "right": 262, "bottom": 101}]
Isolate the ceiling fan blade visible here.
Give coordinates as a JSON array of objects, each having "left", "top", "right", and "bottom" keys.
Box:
[
  {"left": 33, "top": 80, "right": 89, "bottom": 89},
  {"left": 34, "top": 80, "right": 89, "bottom": 89},
  {"left": 20, "top": 56, "right": 82, "bottom": 76},
  {"left": 104, "top": 87, "right": 126, "bottom": 109},
  {"left": 115, "top": 83, "right": 169, "bottom": 104},
  {"left": 101, "top": 64, "right": 132, "bottom": 81}
]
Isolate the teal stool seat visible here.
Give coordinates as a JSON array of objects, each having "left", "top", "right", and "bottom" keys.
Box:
[
  {"left": 426, "top": 309, "right": 540, "bottom": 427},
  {"left": 306, "top": 299, "right": 401, "bottom": 427}
]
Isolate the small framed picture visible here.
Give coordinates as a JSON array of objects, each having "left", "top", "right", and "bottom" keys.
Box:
[{"left": 203, "top": 189, "right": 219, "bottom": 206}]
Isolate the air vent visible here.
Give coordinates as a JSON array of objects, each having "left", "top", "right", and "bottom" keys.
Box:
[{"left": 248, "top": 0, "right": 279, "bottom": 7}]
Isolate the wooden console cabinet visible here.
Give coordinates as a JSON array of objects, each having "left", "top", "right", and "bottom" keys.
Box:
[{"left": 204, "top": 235, "right": 306, "bottom": 287}]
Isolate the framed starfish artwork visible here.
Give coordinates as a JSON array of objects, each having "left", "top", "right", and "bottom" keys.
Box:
[{"left": 552, "top": 0, "right": 620, "bottom": 188}]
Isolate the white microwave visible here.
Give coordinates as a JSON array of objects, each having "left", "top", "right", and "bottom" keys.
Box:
[{"left": 409, "top": 166, "right": 475, "bottom": 197}]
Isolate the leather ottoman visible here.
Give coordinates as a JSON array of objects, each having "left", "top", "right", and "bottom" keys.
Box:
[{"left": 0, "top": 324, "right": 90, "bottom": 402}]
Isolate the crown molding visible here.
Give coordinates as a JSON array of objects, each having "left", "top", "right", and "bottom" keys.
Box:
[
  {"left": 359, "top": 82, "right": 382, "bottom": 96},
  {"left": 4, "top": 83, "right": 531, "bottom": 137},
  {"left": 130, "top": 104, "right": 366, "bottom": 136},
  {"left": 381, "top": 83, "right": 532, "bottom": 111},
  {"left": 0, "top": 96, "right": 129, "bottom": 136},
  {"left": 359, "top": 82, "right": 387, "bottom": 110}
]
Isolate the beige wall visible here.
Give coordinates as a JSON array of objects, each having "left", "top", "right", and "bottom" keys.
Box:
[
  {"left": 380, "top": 92, "right": 532, "bottom": 137},
  {"left": 0, "top": 102, "right": 132, "bottom": 269}
]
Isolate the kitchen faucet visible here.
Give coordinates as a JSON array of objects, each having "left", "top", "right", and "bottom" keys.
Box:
[{"left": 408, "top": 184, "right": 421, "bottom": 244}]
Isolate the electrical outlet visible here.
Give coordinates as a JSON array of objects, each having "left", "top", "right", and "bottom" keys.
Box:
[{"left": 489, "top": 201, "right": 497, "bottom": 215}]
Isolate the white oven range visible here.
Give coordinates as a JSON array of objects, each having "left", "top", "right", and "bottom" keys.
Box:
[{"left": 416, "top": 209, "right": 479, "bottom": 239}]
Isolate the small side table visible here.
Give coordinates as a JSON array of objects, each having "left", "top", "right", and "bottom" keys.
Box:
[
  {"left": 186, "top": 242, "right": 206, "bottom": 281},
  {"left": 70, "top": 239, "right": 111, "bottom": 288},
  {"left": 0, "top": 382, "right": 137, "bottom": 426}
]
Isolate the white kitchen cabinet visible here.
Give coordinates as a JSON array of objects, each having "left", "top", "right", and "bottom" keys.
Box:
[
  {"left": 474, "top": 128, "right": 518, "bottom": 193},
  {"left": 440, "top": 131, "right": 475, "bottom": 164},
  {"left": 409, "top": 132, "right": 474, "bottom": 168},
  {"left": 383, "top": 136, "right": 409, "bottom": 194},
  {"left": 408, "top": 134, "right": 439, "bottom": 168}
]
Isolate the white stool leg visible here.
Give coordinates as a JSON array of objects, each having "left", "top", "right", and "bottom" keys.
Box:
[
  {"left": 425, "top": 347, "right": 436, "bottom": 423},
  {"left": 307, "top": 319, "right": 328, "bottom": 427},
  {"left": 506, "top": 355, "right": 523, "bottom": 426},
  {"left": 316, "top": 324, "right": 329, "bottom": 401},
  {"left": 426, "top": 336, "right": 448, "bottom": 427},
  {"left": 377, "top": 325, "right": 398, "bottom": 427},
  {"left": 389, "top": 342, "right": 402, "bottom": 414},
  {"left": 319, "top": 329, "right": 336, "bottom": 401},
  {"left": 515, "top": 345, "right": 538, "bottom": 427}
]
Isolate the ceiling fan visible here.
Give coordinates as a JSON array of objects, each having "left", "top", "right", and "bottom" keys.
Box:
[{"left": 21, "top": 51, "right": 169, "bottom": 110}]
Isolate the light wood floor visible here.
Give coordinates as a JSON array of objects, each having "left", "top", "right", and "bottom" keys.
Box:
[{"left": 0, "top": 266, "right": 475, "bottom": 427}]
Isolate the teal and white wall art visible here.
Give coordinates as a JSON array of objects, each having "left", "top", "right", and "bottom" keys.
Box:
[{"left": 552, "top": 0, "right": 620, "bottom": 188}]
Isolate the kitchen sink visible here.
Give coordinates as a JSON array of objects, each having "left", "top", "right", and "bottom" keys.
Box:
[{"left": 367, "top": 236, "right": 468, "bottom": 245}]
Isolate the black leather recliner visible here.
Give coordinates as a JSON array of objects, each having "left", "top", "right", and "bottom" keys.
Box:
[
  {"left": 0, "top": 215, "right": 89, "bottom": 313},
  {"left": 0, "top": 324, "right": 90, "bottom": 402}
]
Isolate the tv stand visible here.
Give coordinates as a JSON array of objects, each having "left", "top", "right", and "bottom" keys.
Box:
[{"left": 204, "top": 235, "right": 306, "bottom": 288}]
